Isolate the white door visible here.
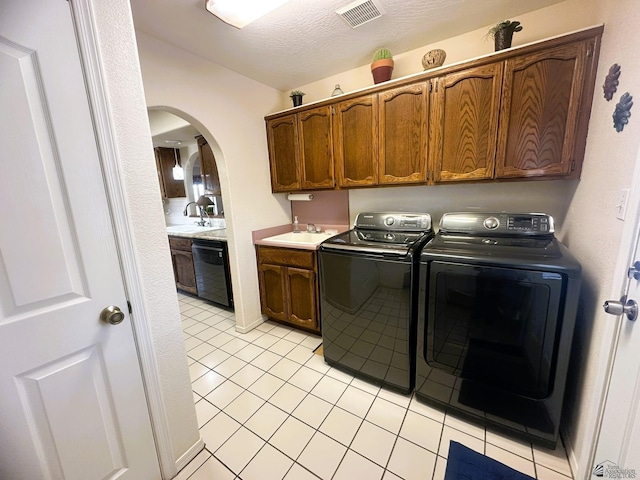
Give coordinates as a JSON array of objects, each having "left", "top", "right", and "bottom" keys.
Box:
[
  {"left": 592, "top": 207, "right": 640, "bottom": 473},
  {"left": 0, "top": 1, "right": 160, "bottom": 479}
]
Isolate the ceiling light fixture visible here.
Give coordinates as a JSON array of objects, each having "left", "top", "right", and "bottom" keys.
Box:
[
  {"left": 204, "top": 0, "right": 290, "bottom": 29},
  {"left": 172, "top": 148, "right": 184, "bottom": 181}
]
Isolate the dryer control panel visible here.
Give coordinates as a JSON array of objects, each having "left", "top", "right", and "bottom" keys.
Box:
[{"left": 439, "top": 212, "right": 554, "bottom": 236}]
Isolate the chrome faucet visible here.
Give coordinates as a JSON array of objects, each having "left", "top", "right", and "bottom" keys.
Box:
[{"left": 183, "top": 202, "right": 210, "bottom": 227}]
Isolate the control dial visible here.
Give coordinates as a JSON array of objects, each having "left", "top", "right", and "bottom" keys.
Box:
[
  {"left": 483, "top": 217, "right": 500, "bottom": 230},
  {"left": 384, "top": 217, "right": 395, "bottom": 226}
]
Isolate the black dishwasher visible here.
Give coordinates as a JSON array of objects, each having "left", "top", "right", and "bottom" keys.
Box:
[{"left": 191, "top": 239, "right": 233, "bottom": 308}]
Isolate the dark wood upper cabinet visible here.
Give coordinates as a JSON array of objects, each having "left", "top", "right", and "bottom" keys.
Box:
[
  {"left": 264, "top": 26, "right": 602, "bottom": 191},
  {"left": 333, "top": 94, "right": 379, "bottom": 188},
  {"left": 299, "top": 106, "right": 334, "bottom": 190},
  {"left": 196, "top": 135, "right": 221, "bottom": 194},
  {"left": 266, "top": 114, "right": 301, "bottom": 192},
  {"left": 431, "top": 63, "right": 503, "bottom": 183},
  {"left": 154, "top": 147, "right": 186, "bottom": 198},
  {"left": 379, "top": 82, "right": 429, "bottom": 185},
  {"left": 496, "top": 41, "right": 589, "bottom": 179}
]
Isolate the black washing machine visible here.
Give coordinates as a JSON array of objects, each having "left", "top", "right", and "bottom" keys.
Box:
[
  {"left": 319, "top": 212, "right": 433, "bottom": 393},
  {"left": 415, "top": 212, "right": 581, "bottom": 448}
]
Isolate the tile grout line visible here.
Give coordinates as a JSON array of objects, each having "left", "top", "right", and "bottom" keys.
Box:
[{"left": 181, "top": 299, "right": 573, "bottom": 480}]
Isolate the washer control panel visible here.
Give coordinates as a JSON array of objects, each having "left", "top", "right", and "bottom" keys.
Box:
[
  {"left": 355, "top": 212, "right": 432, "bottom": 232},
  {"left": 440, "top": 212, "right": 554, "bottom": 236}
]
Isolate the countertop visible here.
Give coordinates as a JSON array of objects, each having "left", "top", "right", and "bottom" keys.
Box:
[{"left": 167, "top": 228, "right": 227, "bottom": 241}]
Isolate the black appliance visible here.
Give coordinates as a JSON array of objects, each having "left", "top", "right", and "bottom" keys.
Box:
[
  {"left": 192, "top": 239, "right": 233, "bottom": 308},
  {"left": 319, "top": 212, "right": 433, "bottom": 393},
  {"left": 415, "top": 212, "right": 581, "bottom": 447}
]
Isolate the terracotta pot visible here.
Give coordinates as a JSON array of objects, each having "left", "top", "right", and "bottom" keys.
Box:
[{"left": 371, "top": 58, "right": 394, "bottom": 84}]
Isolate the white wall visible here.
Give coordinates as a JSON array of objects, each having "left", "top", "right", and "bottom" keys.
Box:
[
  {"left": 90, "top": 0, "right": 200, "bottom": 471},
  {"left": 134, "top": 32, "right": 291, "bottom": 332}
]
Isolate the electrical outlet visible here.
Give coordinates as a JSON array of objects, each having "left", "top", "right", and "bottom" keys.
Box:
[{"left": 616, "top": 188, "right": 630, "bottom": 220}]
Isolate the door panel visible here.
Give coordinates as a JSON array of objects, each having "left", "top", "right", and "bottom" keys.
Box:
[
  {"left": 266, "top": 114, "right": 300, "bottom": 192},
  {"left": 299, "top": 106, "right": 334, "bottom": 189},
  {"left": 594, "top": 207, "right": 640, "bottom": 474},
  {"left": 379, "top": 83, "right": 429, "bottom": 185},
  {"left": 333, "top": 94, "right": 379, "bottom": 187},
  {"left": 0, "top": 1, "right": 160, "bottom": 479},
  {"left": 496, "top": 42, "right": 586, "bottom": 178},
  {"left": 432, "top": 64, "right": 502, "bottom": 182}
]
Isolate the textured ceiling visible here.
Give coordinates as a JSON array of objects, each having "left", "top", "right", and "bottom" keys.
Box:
[{"left": 130, "top": 0, "right": 564, "bottom": 92}]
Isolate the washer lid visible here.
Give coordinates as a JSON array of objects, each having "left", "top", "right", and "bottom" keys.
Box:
[{"left": 321, "top": 229, "right": 432, "bottom": 256}]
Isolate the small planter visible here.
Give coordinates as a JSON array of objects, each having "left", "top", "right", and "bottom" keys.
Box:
[
  {"left": 371, "top": 58, "right": 394, "bottom": 84},
  {"left": 494, "top": 28, "right": 515, "bottom": 51},
  {"left": 489, "top": 20, "right": 523, "bottom": 52},
  {"left": 289, "top": 90, "right": 305, "bottom": 107}
]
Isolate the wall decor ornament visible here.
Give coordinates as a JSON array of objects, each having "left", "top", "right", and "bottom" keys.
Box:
[
  {"left": 422, "top": 49, "right": 446, "bottom": 70},
  {"left": 613, "top": 92, "right": 633, "bottom": 132},
  {"left": 603, "top": 63, "right": 621, "bottom": 101}
]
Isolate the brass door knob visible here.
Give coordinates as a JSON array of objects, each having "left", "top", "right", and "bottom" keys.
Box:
[{"left": 100, "top": 305, "right": 125, "bottom": 325}]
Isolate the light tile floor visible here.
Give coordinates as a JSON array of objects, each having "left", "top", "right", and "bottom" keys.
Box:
[{"left": 175, "top": 293, "right": 574, "bottom": 480}]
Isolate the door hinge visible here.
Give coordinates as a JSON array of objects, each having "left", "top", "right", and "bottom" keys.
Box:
[
  {"left": 127, "top": 301, "right": 132, "bottom": 314},
  {"left": 434, "top": 79, "right": 439, "bottom": 93}
]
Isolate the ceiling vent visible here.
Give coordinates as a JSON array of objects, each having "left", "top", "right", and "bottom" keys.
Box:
[{"left": 336, "top": 0, "right": 384, "bottom": 28}]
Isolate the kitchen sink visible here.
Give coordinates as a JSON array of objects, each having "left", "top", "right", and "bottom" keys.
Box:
[{"left": 166, "top": 225, "right": 222, "bottom": 234}]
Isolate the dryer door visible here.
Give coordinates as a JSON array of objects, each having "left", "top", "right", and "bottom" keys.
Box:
[{"left": 426, "top": 261, "right": 564, "bottom": 399}]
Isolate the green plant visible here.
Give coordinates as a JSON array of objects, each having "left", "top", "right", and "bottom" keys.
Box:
[
  {"left": 372, "top": 48, "right": 392, "bottom": 62},
  {"left": 487, "top": 20, "right": 523, "bottom": 39},
  {"left": 289, "top": 90, "right": 305, "bottom": 98}
]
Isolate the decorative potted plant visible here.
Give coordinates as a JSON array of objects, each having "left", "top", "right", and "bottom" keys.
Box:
[
  {"left": 371, "top": 48, "right": 394, "bottom": 84},
  {"left": 289, "top": 90, "right": 305, "bottom": 107},
  {"left": 487, "top": 20, "right": 523, "bottom": 51}
]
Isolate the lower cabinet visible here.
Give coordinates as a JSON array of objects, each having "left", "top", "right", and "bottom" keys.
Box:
[
  {"left": 256, "top": 245, "right": 320, "bottom": 334},
  {"left": 169, "top": 236, "right": 197, "bottom": 295}
]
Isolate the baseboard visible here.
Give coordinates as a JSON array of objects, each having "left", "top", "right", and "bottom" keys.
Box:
[
  {"left": 235, "top": 315, "right": 265, "bottom": 333},
  {"left": 560, "top": 424, "right": 578, "bottom": 479},
  {"left": 174, "top": 437, "right": 206, "bottom": 475}
]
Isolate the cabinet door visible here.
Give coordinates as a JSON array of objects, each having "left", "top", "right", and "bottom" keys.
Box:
[
  {"left": 285, "top": 267, "right": 318, "bottom": 332},
  {"left": 171, "top": 249, "right": 197, "bottom": 295},
  {"left": 496, "top": 41, "right": 587, "bottom": 178},
  {"left": 431, "top": 64, "right": 502, "bottom": 182},
  {"left": 258, "top": 263, "right": 288, "bottom": 321},
  {"left": 299, "top": 106, "right": 335, "bottom": 190},
  {"left": 155, "top": 147, "right": 186, "bottom": 198},
  {"left": 266, "top": 114, "right": 301, "bottom": 192},
  {"left": 379, "top": 83, "right": 429, "bottom": 185},
  {"left": 333, "top": 94, "right": 379, "bottom": 187},
  {"left": 197, "top": 135, "right": 221, "bottom": 194}
]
